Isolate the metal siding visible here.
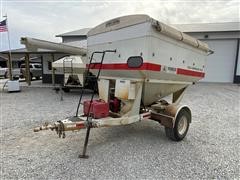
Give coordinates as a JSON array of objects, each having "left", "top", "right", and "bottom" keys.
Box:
[
  {"left": 202, "top": 39, "right": 237, "bottom": 82},
  {"left": 62, "top": 36, "right": 86, "bottom": 43},
  {"left": 237, "top": 40, "right": 240, "bottom": 75},
  {"left": 173, "top": 22, "right": 240, "bottom": 32},
  {"left": 187, "top": 31, "right": 240, "bottom": 40}
]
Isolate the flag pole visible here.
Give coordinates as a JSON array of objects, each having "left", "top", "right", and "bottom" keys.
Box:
[{"left": 3, "top": 14, "right": 13, "bottom": 80}]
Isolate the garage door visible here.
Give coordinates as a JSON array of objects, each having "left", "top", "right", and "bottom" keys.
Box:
[{"left": 202, "top": 39, "right": 237, "bottom": 82}]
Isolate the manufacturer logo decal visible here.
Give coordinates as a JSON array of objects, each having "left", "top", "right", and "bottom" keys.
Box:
[{"left": 163, "top": 66, "right": 176, "bottom": 74}]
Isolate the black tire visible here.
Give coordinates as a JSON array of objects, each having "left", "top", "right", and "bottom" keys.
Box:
[{"left": 165, "top": 109, "right": 191, "bottom": 141}]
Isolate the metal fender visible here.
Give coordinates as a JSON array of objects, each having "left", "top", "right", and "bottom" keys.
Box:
[
  {"left": 150, "top": 104, "right": 192, "bottom": 128},
  {"left": 173, "top": 105, "right": 192, "bottom": 127}
]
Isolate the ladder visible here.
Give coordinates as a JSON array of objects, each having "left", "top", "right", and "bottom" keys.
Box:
[
  {"left": 63, "top": 57, "right": 73, "bottom": 85},
  {"left": 75, "top": 50, "right": 116, "bottom": 158},
  {"left": 63, "top": 57, "right": 73, "bottom": 75}
]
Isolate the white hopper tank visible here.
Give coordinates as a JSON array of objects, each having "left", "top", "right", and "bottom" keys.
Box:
[
  {"left": 52, "top": 55, "right": 86, "bottom": 73},
  {"left": 86, "top": 14, "right": 212, "bottom": 105}
]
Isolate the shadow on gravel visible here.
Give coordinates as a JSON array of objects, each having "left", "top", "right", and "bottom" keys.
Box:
[{"left": 85, "top": 122, "right": 172, "bottom": 149}]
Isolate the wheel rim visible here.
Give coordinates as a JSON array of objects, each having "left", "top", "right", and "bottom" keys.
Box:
[{"left": 177, "top": 116, "right": 188, "bottom": 135}]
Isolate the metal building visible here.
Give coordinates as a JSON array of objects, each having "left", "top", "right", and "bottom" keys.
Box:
[{"left": 173, "top": 22, "right": 240, "bottom": 83}]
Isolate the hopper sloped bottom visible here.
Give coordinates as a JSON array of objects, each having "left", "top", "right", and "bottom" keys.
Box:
[
  {"left": 142, "top": 82, "right": 188, "bottom": 106},
  {"left": 90, "top": 69, "right": 192, "bottom": 105}
]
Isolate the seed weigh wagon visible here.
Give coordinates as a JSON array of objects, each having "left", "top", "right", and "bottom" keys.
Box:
[{"left": 21, "top": 14, "right": 213, "bottom": 158}]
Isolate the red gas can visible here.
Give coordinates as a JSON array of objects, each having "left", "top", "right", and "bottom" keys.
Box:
[{"left": 83, "top": 99, "right": 109, "bottom": 119}]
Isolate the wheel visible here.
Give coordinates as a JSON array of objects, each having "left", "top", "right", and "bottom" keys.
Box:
[{"left": 165, "top": 109, "right": 191, "bottom": 141}]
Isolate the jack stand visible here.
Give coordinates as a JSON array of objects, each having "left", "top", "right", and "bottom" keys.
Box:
[
  {"left": 79, "top": 125, "right": 91, "bottom": 159},
  {"left": 53, "top": 86, "right": 63, "bottom": 101},
  {"left": 59, "top": 85, "right": 64, "bottom": 101},
  {"left": 60, "top": 89, "right": 63, "bottom": 101}
]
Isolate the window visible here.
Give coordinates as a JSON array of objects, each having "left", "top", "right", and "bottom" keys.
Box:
[{"left": 127, "top": 56, "right": 143, "bottom": 68}]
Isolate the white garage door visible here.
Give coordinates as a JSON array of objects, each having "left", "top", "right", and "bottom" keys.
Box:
[{"left": 202, "top": 39, "right": 237, "bottom": 82}]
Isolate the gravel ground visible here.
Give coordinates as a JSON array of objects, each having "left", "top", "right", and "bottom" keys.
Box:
[{"left": 0, "top": 82, "right": 239, "bottom": 179}]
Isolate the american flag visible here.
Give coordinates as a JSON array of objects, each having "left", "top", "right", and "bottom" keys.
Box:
[{"left": 0, "top": 19, "right": 8, "bottom": 32}]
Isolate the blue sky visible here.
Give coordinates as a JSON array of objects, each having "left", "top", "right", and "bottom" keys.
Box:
[{"left": 0, "top": 0, "right": 239, "bottom": 51}]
